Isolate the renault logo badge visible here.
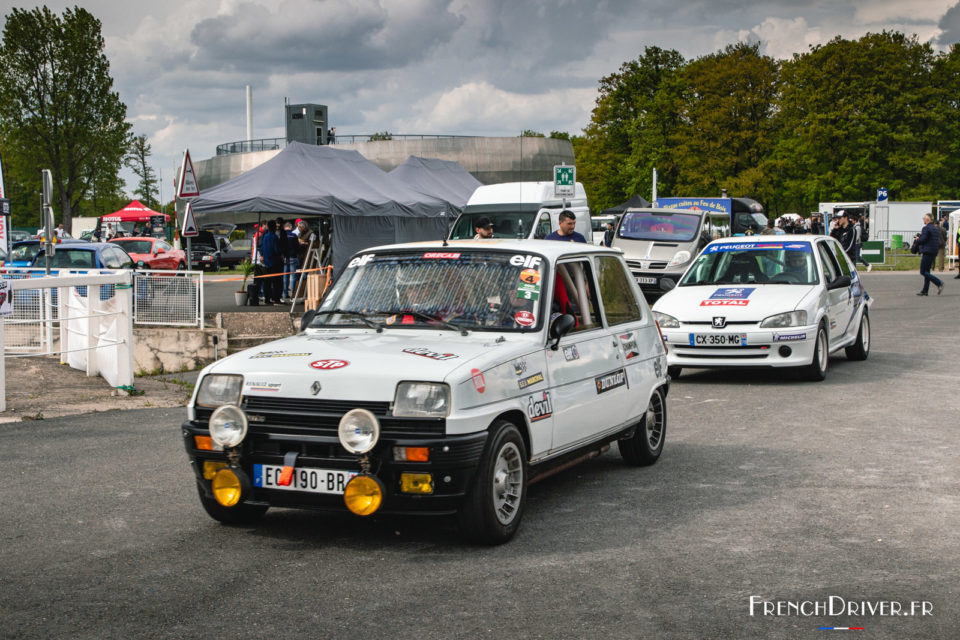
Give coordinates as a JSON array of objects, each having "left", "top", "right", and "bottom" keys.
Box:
[
  {"left": 310, "top": 381, "right": 322, "bottom": 395},
  {"left": 712, "top": 316, "right": 727, "bottom": 329}
]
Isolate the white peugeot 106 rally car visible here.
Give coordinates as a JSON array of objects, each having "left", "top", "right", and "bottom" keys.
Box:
[
  {"left": 652, "top": 235, "right": 872, "bottom": 381},
  {"left": 184, "top": 240, "right": 669, "bottom": 544}
]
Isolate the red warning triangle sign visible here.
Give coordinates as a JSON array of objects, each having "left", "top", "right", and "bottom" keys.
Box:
[
  {"left": 181, "top": 203, "right": 199, "bottom": 237},
  {"left": 177, "top": 149, "right": 200, "bottom": 198}
]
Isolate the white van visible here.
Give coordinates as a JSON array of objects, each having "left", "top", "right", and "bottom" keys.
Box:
[
  {"left": 449, "top": 181, "right": 592, "bottom": 241},
  {"left": 611, "top": 207, "right": 732, "bottom": 300}
]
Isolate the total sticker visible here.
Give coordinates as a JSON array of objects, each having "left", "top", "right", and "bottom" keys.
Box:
[
  {"left": 515, "top": 310, "right": 536, "bottom": 327},
  {"left": 519, "top": 268, "right": 541, "bottom": 285}
]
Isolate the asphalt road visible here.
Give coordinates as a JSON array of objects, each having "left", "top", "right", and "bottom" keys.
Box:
[{"left": 1, "top": 271, "right": 957, "bottom": 639}]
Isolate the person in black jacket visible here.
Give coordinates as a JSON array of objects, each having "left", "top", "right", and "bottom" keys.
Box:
[
  {"left": 829, "top": 211, "right": 854, "bottom": 257},
  {"left": 915, "top": 214, "right": 944, "bottom": 296}
]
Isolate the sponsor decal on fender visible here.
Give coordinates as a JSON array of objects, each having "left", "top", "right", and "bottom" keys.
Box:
[
  {"left": 402, "top": 347, "right": 458, "bottom": 360},
  {"left": 563, "top": 345, "right": 580, "bottom": 361},
  {"left": 471, "top": 368, "right": 486, "bottom": 393},
  {"left": 513, "top": 359, "right": 527, "bottom": 376},
  {"left": 595, "top": 368, "right": 628, "bottom": 394},
  {"left": 774, "top": 332, "right": 807, "bottom": 342},
  {"left": 701, "top": 299, "right": 749, "bottom": 306},
  {"left": 619, "top": 332, "right": 639, "bottom": 359},
  {"left": 526, "top": 391, "right": 553, "bottom": 422},
  {"left": 309, "top": 359, "right": 349, "bottom": 370},
  {"left": 518, "top": 372, "right": 544, "bottom": 389},
  {"left": 423, "top": 252, "right": 461, "bottom": 259}
]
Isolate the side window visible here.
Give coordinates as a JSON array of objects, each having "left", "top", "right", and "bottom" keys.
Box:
[
  {"left": 594, "top": 256, "right": 644, "bottom": 326},
  {"left": 535, "top": 213, "right": 551, "bottom": 239},
  {"left": 827, "top": 241, "right": 852, "bottom": 276},
  {"left": 817, "top": 242, "right": 839, "bottom": 282},
  {"left": 710, "top": 215, "right": 730, "bottom": 240},
  {"left": 104, "top": 247, "right": 132, "bottom": 269},
  {"left": 552, "top": 260, "right": 602, "bottom": 333},
  {"left": 158, "top": 241, "right": 172, "bottom": 252}
]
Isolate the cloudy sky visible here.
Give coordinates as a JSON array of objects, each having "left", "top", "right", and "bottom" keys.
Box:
[{"left": 3, "top": 0, "right": 960, "bottom": 196}]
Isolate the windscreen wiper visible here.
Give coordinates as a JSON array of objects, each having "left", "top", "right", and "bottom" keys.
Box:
[
  {"left": 311, "top": 309, "right": 383, "bottom": 332},
  {"left": 381, "top": 309, "right": 468, "bottom": 336}
]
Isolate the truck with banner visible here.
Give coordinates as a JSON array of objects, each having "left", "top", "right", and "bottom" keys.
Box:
[{"left": 654, "top": 197, "right": 767, "bottom": 236}]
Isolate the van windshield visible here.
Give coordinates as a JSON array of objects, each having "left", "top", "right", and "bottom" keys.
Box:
[
  {"left": 450, "top": 212, "right": 537, "bottom": 239},
  {"left": 618, "top": 211, "right": 701, "bottom": 242}
]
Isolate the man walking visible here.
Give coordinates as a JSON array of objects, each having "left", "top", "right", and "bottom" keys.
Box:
[{"left": 915, "top": 214, "right": 943, "bottom": 296}]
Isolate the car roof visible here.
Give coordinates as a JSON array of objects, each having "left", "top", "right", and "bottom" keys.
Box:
[
  {"left": 707, "top": 234, "right": 828, "bottom": 244},
  {"left": 359, "top": 239, "right": 623, "bottom": 261}
]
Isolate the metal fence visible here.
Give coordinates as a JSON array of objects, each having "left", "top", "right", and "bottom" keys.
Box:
[{"left": 1, "top": 268, "right": 204, "bottom": 334}]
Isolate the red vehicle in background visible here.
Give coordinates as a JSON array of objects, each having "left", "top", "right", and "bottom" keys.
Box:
[{"left": 109, "top": 237, "right": 186, "bottom": 270}]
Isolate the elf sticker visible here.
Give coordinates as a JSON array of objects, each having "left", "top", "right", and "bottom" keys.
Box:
[
  {"left": 471, "top": 368, "right": 486, "bottom": 393},
  {"left": 519, "top": 268, "right": 541, "bottom": 285},
  {"left": 515, "top": 310, "right": 536, "bottom": 327}
]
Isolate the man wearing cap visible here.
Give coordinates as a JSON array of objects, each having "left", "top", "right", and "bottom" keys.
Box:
[
  {"left": 474, "top": 217, "right": 494, "bottom": 239},
  {"left": 830, "top": 210, "right": 854, "bottom": 257}
]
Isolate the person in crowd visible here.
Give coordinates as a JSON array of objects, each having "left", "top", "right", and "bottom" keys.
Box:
[
  {"left": 282, "top": 221, "right": 299, "bottom": 303},
  {"left": 473, "top": 217, "right": 494, "bottom": 239},
  {"left": 544, "top": 210, "right": 587, "bottom": 242},
  {"left": 295, "top": 219, "right": 317, "bottom": 297},
  {"left": 55, "top": 223, "right": 65, "bottom": 240},
  {"left": 850, "top": 213, "right": 871, "bottom": 271},
  {"left": 810, "top": 213, "right": 824, "bottom": 235},
  {"left": 260, "top": 219, "right": 283, "bottom": 305},
  {"left": 915, "top": 213, "right": 943, "bottom": 296},
  {"left": 603, "top": 221, "right": 615, "bottom": 247},
  {"left": 830, "top": 211, "right": 854, "bottom": 259},
  {"left": 92, "top": 226, "right": 102, "bottom": 241},
  {"left": 759, "top": 219, "right": 778, "bottom": 235}
]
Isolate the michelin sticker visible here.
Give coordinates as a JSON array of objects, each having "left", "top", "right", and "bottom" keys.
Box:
[{"left": 775, "top": 332, "right": 806, "bottom": 342}]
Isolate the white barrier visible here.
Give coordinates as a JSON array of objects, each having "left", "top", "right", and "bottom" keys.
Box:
[{"left": 1, "top": 271, "right": 135, "bottom": 411}]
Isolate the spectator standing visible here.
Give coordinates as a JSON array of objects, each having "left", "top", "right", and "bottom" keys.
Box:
[
  {"left": 55, "top": 223, "right": 65, "bottom": 240},
  {"left": 260, "top": 220, "right": 283, "bottom": 305},
  {"left": 544, "top": 210, "right": 587, "bottom": 243},
  {"left": 759, "top": 219, "right": 778, "bottom": 235},
  {"left": 282, "top": 221, "right": 299, "bottom": 302},
  {"left": 915, "top": 214, "right": 943, "bottom": 296},
  {"left": 851, "top": 214, "right": 871, "bottom": 271},
  {"left": 936, "top": 217, "right": 947, "bottom": 272},
  {"left": 603, "top": 221, "right": 615, "bottom": 247},
  {"left": 810, "top": 214, "right": 825, "bottom": 235},
  {"left": 830, "top": 211, "right": 854, "bottom": 259}
]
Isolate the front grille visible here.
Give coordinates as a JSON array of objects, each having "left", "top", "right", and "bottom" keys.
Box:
[
  {"left": 241, "top": 395, "right": 445, "bottom": 438},
  {"left": 683, "top": 321, "right": 757, "bottom": 326},
  {"left": 626, "top": 260, "right": 669, "bottom": 271},
  {"left": 676, "top": 352, "right": 770, "bottom": 359}
]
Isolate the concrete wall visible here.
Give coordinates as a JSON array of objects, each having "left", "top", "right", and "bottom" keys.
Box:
[
  {"left": 193, "top": 136, "right": 575, "bottom": 192},
  {"left": 133, "top": 327, "right": 227, "bottom": 375}
]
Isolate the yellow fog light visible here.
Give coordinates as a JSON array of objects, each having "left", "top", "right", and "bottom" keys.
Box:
[
  {"left": 212, "top": 467, "right": 249, "bottom": 507},
  {"left": 343, "top": 474, "right": 384, "bottom": 516},
  {"left": 400, "top": 472, "right": 433, "bottom": 494},
  {"left": 202, "top": 460, "right": 227, "bottom": 480}
]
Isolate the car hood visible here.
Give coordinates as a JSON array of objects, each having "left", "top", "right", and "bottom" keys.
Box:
[
  {"left": 616, "top": 239, "right": 688, "bottom": 262},
  {"left": 654, "top": 284, "right": 816, "bottom": 322},
  {"left": 202, "top": 330, "right": 534, "bottom": 401}
]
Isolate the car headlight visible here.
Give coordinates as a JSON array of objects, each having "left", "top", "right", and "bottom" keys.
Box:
[
  {"left": 196, "top": 374, "right": 243, "bottom": 407},
  {"left": 393, "top": 382, "right": 450, "bottom": 417},
  {"left": 339, "top": 408, "right": 380, "bottom": 454},
  {"left": 209, "top": 404, "right": 248, "bottom": 448},
  {"left": 652, "top": 311, "right": 680, "bottom": 329},
  {"left": 667, "top": 250, "right": 691, "bottom": 267},
  {"left": 759, "top": 310, "right": 808, "bottom": 328}
]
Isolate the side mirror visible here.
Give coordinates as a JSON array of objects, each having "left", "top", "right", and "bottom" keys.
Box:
[
  {"left": 659, "top": 278, "right": 677, "bottom": 292},
  {"left": 300, "top": 309, "right": 318, "bottom": 332},
  {"left": 549, "top": 314, "right": 576, "bottom": 350},
  {"left": 827, "top": 274, "right": 852, "bottom": 290}
]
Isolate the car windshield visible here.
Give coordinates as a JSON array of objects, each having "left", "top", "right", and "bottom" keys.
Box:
[
  {"left": 312, "top": 250, "right": 548, "bottom": 331},
  {"left": 113, "top": 240, "right": 153, "bottom": 253},
  {"left": 618, "top": 211, "right": 702, "bottom": 242},
  {"left": 45, "top": 249, "right": 96, "bottom": 269},
  {"left": 449, "top": 212, "right": 538, "bottom": 239},
  {"left": 679, "top": 241, "right": 819, "bottom": 286}
]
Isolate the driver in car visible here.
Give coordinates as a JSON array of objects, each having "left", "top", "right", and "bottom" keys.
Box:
[{"left": 781, "top": 250, "right": 809, "bottom": 281}]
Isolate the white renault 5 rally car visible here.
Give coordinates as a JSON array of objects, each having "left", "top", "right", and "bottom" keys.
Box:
[
  {"left": 652, "top": 235, "right": 871, "bottom": 381},
  {"left": 183, "top": 240, "right": 669, "bottom": 544}
]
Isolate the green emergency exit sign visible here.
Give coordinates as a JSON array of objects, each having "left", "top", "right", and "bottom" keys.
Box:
[{"left": 554, "top": 165, "right": 575, "bottom": 197}]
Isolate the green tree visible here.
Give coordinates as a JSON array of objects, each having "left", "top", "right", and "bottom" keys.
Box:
[
  {"left": 548, "top": 131, "right": 570, "bottom": 140},
  {"left": 125, "top": 134, "right": 159, "bottom": 208},
  {"left": 368, "top": 131, "right": 393, "bottom": 141},
  {"left": 520, "top": 129, "right": 545, "bottom": 137},
  {"left": 0, "top": 6, "right": 130, "bottom": 233}
]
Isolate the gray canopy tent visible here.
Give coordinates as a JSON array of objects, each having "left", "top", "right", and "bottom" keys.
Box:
[
  {"left": 389, "top": 156, "right": 482, "bottom": 209},
  {"left": 189, "top": 142, "right": 452, "bottom": 273},
  {"left": 601, "top": 194, "right": 651, "bottom": 216}
]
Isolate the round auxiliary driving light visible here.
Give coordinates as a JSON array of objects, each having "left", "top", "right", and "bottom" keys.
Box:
[
  {"left": 778, "top": 346, "right": 792, "bottom": 357},
  {"left": 209, "top": 404, "right": 248, "bottom": 448},
  {"left": 343, "top": 474, "right": 384, "bottom": 516},
  {"left": 338, "top": 408, "right": 380, "bottom": 454},
  {"left": 212, "top": 467, "right": 250, "bottom": 507}
]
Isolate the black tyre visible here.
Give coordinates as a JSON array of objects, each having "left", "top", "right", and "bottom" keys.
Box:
[
  {"left": 667, "top": 366, "right": 682, "bottom": 379},
  {"left": 195, "top": 482, "right": 268, "bottom": 525},
  {"left": 844, "top": 311, "right": 870, "bottom": 361},
  {"left": 457, "top": 421, "right": 527, "bottom": 545},
  {"left": 618, "top": 387, "right": 666, "bottom": 466},
  {"left": 800, "top": 322, "right": 829, "bottom": 381},
  {"left": 177, "top": 262, "right": 186, "bottom": 271}
]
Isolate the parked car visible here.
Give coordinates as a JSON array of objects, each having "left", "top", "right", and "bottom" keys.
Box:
[
  {"left": 190, "top": 231, "right": 245, "bottom": 270},
  {"left": 9, "top": 230, "right": 32, "bottom": 243},
  {"left": 5, "top": 239, "right": 84, "bottom": 268},
  {"left": 652, "top": 235, "right": 872, "bottom": 381},
  {"left": 183, "top": 240, "right": 670, "bottom": 543},
  {"left": 109, "top": 237, "right": 186, "bottom": 270}
]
